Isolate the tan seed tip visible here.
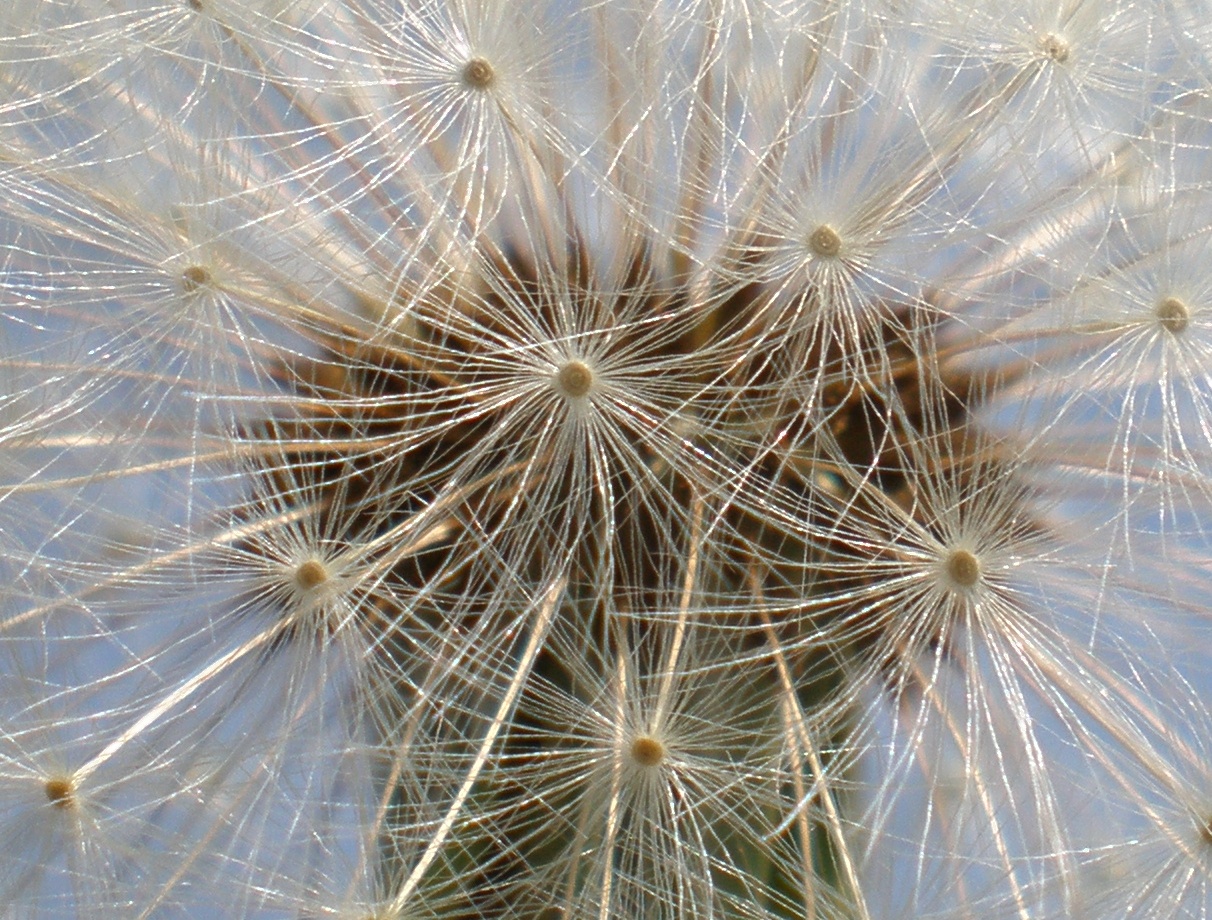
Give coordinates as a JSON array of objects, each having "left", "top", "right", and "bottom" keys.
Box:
[
  {"left": 45, "top": 776, "right": 76, "bottom": 809},
  {"left": 1199, "top": 813, "right": 1212, "bottom": 846},
  {"left": 181, "top": 264, "right": 212, "bottom": 293},
  {"left": 808, "top": 224, "right": 842, "bottom": 259},
  {"left": 1156, "top": 296, "right": 1190, "bottom": 335},
  {"left": 1038, "top": 33, "right": 1070, "bottom": 64},
  {"left": 295, "top": 558, "right": 330, "bottom": 590},
  {"left": 630, "top": 735, "right": 666, "bottom": 768},
  {"left": 462, "top": 57, "right": 495, "bottom": 91},
  {"left": 945, "top": 549, "right": 981, "bottom": 589},
  {"left": 555, "top": 360, "right": 594, "bottom": 399}
]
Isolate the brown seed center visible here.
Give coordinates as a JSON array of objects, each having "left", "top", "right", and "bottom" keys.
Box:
[
  {"left": 1200, "top": 814, "right": 1212, "bottom": 846},
  {"left": 556, "top": 360, "right": 594, "bottom": 398},
  {"left": 295, "top": 559, "right": 330, "bottom": 590},
  {"left": 808, "top": 224, "right": 842, "bottom": 259},
  {"left": 462, "top": 57, "right": 495, "bottom": 90},
  {"left": 1156, "top": 296, "right": 1190, "bottom": 335},
  {"left": 45, "top": 777, "right": 75, "bottom": 808},
  {"left": 945, "top": 549, "right": 981, "bottom": 589},
  {"left": 181, "top": 264, "right": 212, "bottom": 292},
  {"left": 630, "top": 735, "right": 666, "bottom": 768},
  {"left": 1038, "top": 33, "right": 1070, "bottom": 64}
]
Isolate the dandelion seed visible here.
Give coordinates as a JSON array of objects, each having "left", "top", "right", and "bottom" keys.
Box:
[
  {"left": 180, "top": 264, "right": 212, "bottom": 293},
  {"left": 628, "top": 735, "right": 665, "bottom": 768},
  {"left": 808, "top": 224, "right": 843, "bottom": 259},
  {"left": 1038, "top": 32, "right": 1071, "bottom": 64},
  {"left": 1200, "top": 815, "right": 1212, "bottom": 847},
  {"left": 1156, "top": 295, "right": 1190, "bottom": 335},
  {"left": 43, "top": 776, "right": 75, "bottom": 809},
  {"left": 553, "top": 359, "right": 594, "bottom": 399},
  {"left": 293, "top": 558, "right": 330, "bottom": 591},
  {"left": 461, "top": 56, "right": 495, "bottom": 91},
  {"left": 942, "top": 547, "right": 981, "bottom": 590}
]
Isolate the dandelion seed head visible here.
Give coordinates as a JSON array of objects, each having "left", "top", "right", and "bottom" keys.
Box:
[{"left": 4, "top": 0, "right": 1212, "bottom": 915}]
